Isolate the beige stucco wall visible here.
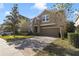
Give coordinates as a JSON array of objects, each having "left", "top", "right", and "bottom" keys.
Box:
[{"left": 32, "top": 10, "right": 67, "bottom": 37}]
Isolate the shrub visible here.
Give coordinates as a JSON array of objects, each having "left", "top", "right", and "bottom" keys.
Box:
[
  {"left": 27, "top": 31, "right": 33, "bottom": 35},
  {"left": 75, "top": 29, "right": 79, "bottom": 33},
  {"left": 68, "top": 33, "right": 79, "bottom": 48},
  {"left": 66, "top": 21, "right": 76, "bottom": 33}
]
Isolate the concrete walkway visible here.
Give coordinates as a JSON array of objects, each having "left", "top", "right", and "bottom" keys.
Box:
[{"left": 0, "top": 38, "right": 23, "bottom": 56}]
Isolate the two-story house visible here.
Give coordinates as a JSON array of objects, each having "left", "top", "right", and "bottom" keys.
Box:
[{"left": 32, "top": 9, "right": 67, "bottom": 37}]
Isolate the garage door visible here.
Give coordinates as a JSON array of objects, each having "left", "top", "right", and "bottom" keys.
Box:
[{"left": 40, "top": 27, "right": 60, "bottom": 37}]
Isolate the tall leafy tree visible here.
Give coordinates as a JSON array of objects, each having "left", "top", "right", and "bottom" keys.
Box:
[
  {"left": 54, "top": 3, "right": 72, "bottom": 10},
  {"left": 4, "top": 4, "right": 20, "bottom": 37},
  {"left": 54, "top": 3, "right": 73, "bottom": 18},
  {"left": 53, "top": 3, "right": 73, "bottom": 39}
]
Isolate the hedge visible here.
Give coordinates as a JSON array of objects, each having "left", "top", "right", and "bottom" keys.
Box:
[{"left": 68, "top": 33, "right": 79, "bottom": 48}]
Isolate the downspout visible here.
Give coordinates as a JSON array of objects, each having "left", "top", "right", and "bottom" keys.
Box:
[
  {"left": 37, "top": 17, "right": 40, "bottom": 35},
  {"left": 60, "top": 26, "right": 64, "bottom": 40}
]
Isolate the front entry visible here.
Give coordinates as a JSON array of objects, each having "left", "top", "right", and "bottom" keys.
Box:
[{"left": 34, "top": 26, "right": 38, "bottom": 33}]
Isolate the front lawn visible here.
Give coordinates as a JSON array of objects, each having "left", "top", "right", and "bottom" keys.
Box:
[
  {"left": 0, "top": 35, "right": 32, "bottom": 42},
  {"left": 36, "top": 38, "right": 79, "bottom": 56}
]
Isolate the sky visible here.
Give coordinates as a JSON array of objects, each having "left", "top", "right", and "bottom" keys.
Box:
[{"left": 0, "top": 3, "right": 79, "bottom": 24}]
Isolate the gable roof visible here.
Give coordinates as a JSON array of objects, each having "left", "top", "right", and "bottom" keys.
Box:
[
  {"left": 75, "top": 16, "right": 79, "bottom": 22},
  {"left": 32, "top": 9, "right": 65, "bottom": 19},
  {"left": 74, "top": 16, "right": 79, "bottom": 27}
]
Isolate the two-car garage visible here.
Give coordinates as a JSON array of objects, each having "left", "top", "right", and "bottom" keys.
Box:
[{"left": 40, "top": 27, "right": 60, "bottom": 37}]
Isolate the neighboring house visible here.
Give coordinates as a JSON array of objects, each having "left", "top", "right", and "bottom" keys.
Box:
[
  {"left": 74, "top": 16, "right": 79, "bottom": 28},
  {"left": 32, "top": 9, "right": 67, "bottom": 37}
]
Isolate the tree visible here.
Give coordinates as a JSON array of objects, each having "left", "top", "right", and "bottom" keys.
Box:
[
  {"left": 54, "top": 3, "right": 72, "bottom": 10},
  {"left": 53, "top": 3, "right": 73, "bottom": 39},
  {"left": 17, "top": 15, "right": 30, "bottom": 35},
  {"left": 4, "top": 4, "right": 20, "bottom": 37},
  {"left": 54, "top": 3, "right": 73, "bottom": 18},
  {"left": 66, "top": 21, "right": 76, "bottom": 33}
]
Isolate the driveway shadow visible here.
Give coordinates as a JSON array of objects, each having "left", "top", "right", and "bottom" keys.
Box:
[
  {"left": 8, "top": 39, "right": 48, "bottom": 51},
  {"left": 36, "top": 43, "right": 79, "bottom": 56},
  {"left": 8, "top": 38, "right": 79, "bottom": 56}
]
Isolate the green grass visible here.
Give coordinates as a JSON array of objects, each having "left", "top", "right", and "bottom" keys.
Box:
[
  {"left": 0, "top": 35, "right": 32, "bottom": 42},
  {"left": 52, "top": 39, "right": 74, "bottom": 49},
  {"left": 36, "top": 38, "right": 79, "bottom": 56}
]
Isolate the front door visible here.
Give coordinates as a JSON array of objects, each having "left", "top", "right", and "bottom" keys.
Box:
[{"left": 34, "top": 26, "right": 38, "bottom": 33}]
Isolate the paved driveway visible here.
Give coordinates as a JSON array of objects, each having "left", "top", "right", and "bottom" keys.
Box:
[
  {"left": 0, "top": 36, "right": 58, "bottom": 56},
  {"left": 9, "top": 36, "right": 58, "bottom": 56},
  {"left": 0, "top": 38, "right": 23, "bottom": 56},
  {"left": 30, "top": 36, "right": 57, "bottom": 43}
]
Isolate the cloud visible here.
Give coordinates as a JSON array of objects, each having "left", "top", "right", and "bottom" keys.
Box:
[
  {"left": 5, "top": 11, "right": 10, "bottom": 16},
  {"left": 74, "top": 11, "right": 79, "bottom": 15},
  {"left": 33, "top": 3, "right": 47, "bottom": 10}
]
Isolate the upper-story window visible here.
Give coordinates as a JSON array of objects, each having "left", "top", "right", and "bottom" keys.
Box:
[{"left": 42, "top": 15, "right": 49, "bottom": 22}]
